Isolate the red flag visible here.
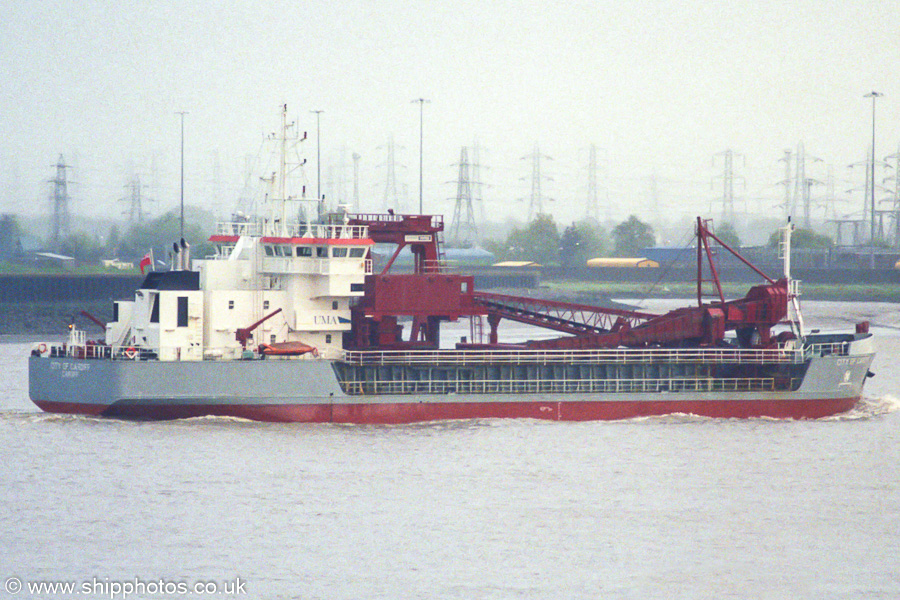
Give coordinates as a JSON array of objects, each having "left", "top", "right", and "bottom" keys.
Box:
[{"left": 139, "top": 252, "right": 152, "bottom": 275}]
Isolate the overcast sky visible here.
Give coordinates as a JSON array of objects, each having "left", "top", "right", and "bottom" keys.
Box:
[{"left": 2, "top": 0, "right": 899, "bottom": 231}]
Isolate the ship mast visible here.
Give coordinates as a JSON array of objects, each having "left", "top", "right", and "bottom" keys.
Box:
[
  {"left": 261, "top": 105, "right": 308, "bottom": 236},
  {"left": 781, "top": 218, "right": 805, "bottom": 340},
  {"left": 280, "top": 104, "right": 289, "bottom": 231}
]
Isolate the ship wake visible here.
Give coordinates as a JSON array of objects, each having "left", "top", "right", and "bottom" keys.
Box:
[{"left": 824, "top": 394, "right": 900, "bottom": 420}]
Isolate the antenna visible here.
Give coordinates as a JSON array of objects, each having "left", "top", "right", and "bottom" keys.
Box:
[
  {"left": 411, "top": 98, "right": 430, "bottom": 213},
  {"left": 780, "top": 217, "right": 805, "bottom": 338},
  {"left": 352, "top": 152, "right": 361, "bottom": 212},
  {"left": 310, "top": 109, "right": 323, "bottom": 202},
  {"left": 175, "top": 111, "right": 188, "bottom": 240}
]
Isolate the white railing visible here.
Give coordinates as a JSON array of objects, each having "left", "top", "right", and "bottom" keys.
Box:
[
  {"left": 803, "top": 342, "right": 850, "bottom": 359},
  {"left": 342, "top": 346, "right": 809, "bottom": 367},
  {"left": 214, "top": 221, "right": 370, "bottom": 240},
  {"left": 40, "top": 342, "right": 141, "bottom": 361},
  {"left": 349, "top": 213, "right": 444, "bottom": 230},
  {"left": 421, "top": 258, "right": 448, "bottom": 273},
  {"left": 216, "top": 221, "right": 262, "bottom": 236},
  {"left": 275, "top": 223, "right": 369, "bottom": 239},
  {"left": 36, "top": 341, "right": 338, "bottom": 362},
  {"left": 34, "top": 340, "right": 850, "bottom": 365},
  {"left": 39, "top": 343, "right": 243, "bottom": 362}
]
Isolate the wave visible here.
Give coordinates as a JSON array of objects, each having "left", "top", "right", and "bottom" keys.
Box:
[
  {"left": 0, "top": 410, "right": 109, "bottom": 426},
  {"left": 828, "top": 393, "right": 900, "bottom": 420},
  {"left": 167, "top": 414, "right": 258, "bottom": 424},
  {"left": 6, "top": 396, "right": 896, "bottom": 428}
]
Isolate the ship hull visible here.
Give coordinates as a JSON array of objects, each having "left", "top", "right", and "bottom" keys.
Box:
[
  {"left": 32, "top": 396, "right": 859, "bottom": 423},
  {"left": 29, "top": 344, "right": 874, "bottom": 423}
]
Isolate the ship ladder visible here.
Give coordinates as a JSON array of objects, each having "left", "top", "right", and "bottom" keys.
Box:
[
  {"left": 436, "top": 230, "right": 447, "bottom": 272},
  {"left": 470, "top": 315, "right": 484, "bottom": 344}
]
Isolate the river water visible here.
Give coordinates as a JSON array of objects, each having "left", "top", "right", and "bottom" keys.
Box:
[{"left": 1, "top": 301, "right": 898, "bottom": 600}]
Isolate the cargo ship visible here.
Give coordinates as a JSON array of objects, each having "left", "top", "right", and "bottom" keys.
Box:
[{"left": 27, "top": 115, "right": 875, "bottom": 423}]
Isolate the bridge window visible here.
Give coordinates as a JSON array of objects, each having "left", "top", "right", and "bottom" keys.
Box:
[
  {"left": 316, "top": 247, "right": 327, "bottom": 258},
  {"left": 349, "top": 248, "right": 366, "bottom": 258},
  {"left": 263, "top": 245, "right": 274, "bottom": 257},
  {"left": 296, "top": 246, "right": 312, "bottom": 257},
  {"left": 332, "top": 247, "right": 348, "bottom": 258}
]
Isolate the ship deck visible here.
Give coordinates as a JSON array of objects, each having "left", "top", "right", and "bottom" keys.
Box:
[{"left": 332, "top": 344, "right": 849, "bottom": 396}]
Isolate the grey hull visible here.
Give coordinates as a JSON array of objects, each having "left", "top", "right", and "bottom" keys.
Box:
[{"left": 28, "top": 338, "right": 875, "bottom": 423}]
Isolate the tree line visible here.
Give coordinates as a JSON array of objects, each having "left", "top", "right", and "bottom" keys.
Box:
[
  {"left": 1, "top": 207, "right": 837, "bottom": 270},
  {"left": 483, "top": 214, "right": 660, "bottom": 268},
  {"left": 482, "top": 214, "right": 837, "bottom": 268},
  {"left": 0, "top": 208, "right": 215, "bottom": 264}
]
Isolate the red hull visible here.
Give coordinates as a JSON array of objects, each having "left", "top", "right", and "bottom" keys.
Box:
[{"left": 34, "top": 397, "right": 859, "bottom": 423}]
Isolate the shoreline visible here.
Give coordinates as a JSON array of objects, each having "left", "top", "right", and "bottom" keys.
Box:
[
  {"left": 2, "top": 283, "right": 897, "bottom": 335},
  {"left": 543, "top": 280, "right": 900, "bottom": 304},
  {"left": 0, "top": 301, "right": 112, "bottom": 336}
]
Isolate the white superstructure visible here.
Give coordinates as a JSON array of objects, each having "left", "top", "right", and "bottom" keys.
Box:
[{"left": 104, "top": 106, "right": 373, "bottom": 361}]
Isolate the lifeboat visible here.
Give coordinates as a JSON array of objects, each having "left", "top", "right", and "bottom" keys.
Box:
[{"left": 258, "top": 342, "right": 319, "bottom": 356}]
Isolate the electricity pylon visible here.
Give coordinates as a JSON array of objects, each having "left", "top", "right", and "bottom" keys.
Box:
[
  {"left": 448, "top": 147, "right": 478, "bottom": 247},
  {"left": 712, "top": 149, "right": 745, "bottom": 225},
  {"left": 120, "top": 173, "right": 152, "bottom": 226},
  {"left": 520, "top": 143, "right": 552, "bottom": 221},
  {"left": 378, "top": 136, "right": 404, "bottom": 212},
  {"left": 49, "top": 154, "right": 72, "bottom": 250}
]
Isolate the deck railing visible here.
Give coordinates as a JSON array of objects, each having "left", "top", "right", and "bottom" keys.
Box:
[
  {"left": 337, "top": 376, "right": 791, "bottom": 396},
  {"left": 342, "top": 346, "right": 812, "bottom": 367},
  {"left": 216, "top": 221, "right": 262, "bottom": 236},
  {"left": 36, "top": 342, "right": 338, "bottom": 362},
  {"left": 215, "top": 221, "right": 370, "bottom": 240},
  {"left": 803, "top": 342, "right": 850, "bottom": 359},
  {"left": 34, "top": 340, "right": 850, "bottom": 365}
]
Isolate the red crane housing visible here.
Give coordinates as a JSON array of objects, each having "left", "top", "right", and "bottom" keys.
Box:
[{"left": 346, "top": 213, "right": 791, "bottom": 351}]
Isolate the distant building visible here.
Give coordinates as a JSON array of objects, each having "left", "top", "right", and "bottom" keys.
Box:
[
  {"left": 587, "top": 257, "right": 659, "bottom": 268},
  {"left": 101, "top": 259, "right": 135, "bottom": 270}
]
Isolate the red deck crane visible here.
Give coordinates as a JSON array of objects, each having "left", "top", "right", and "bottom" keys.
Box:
[{"left": 345, "top": 213, "right": 790, "bottom": 351}]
